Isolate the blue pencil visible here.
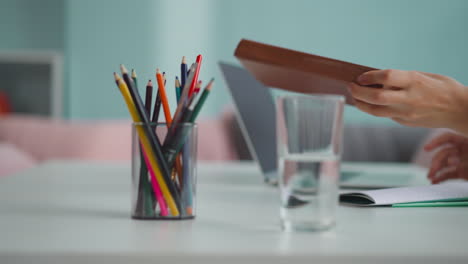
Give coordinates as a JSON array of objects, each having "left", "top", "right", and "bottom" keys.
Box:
[
  {"left": 181, "top": 56, "right": 188, "bottom": 90},
  {"left": 175, "top": 77, "right": 193, "bottom": 216}
]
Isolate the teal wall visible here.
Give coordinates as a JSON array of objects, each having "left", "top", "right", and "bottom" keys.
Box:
[
  {"left": 65, "top": 0, "right": 162, "bottom": 119},
  {"left": 209, "top": 0, "right": 468, "bottom": 125},
  {"left": 2, "top": 0, "right": 468, "bottom": 124},
  {"left": 0, "top": 0, "right": 64, "bottom": 50}
]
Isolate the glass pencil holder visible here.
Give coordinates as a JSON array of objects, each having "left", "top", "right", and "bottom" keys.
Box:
[{"left": 131, "top": 122, "right": 198, "bottom": 220}]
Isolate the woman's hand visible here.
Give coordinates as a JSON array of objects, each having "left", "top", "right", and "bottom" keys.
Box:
[
  {"left": 424, "top": 132, "right": 468, "bottom": 184},
  {"left": 348, "top": 69, "right": 468, "bottom": 136}
]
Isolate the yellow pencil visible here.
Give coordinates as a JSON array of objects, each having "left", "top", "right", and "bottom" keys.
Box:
[{"left": 114, "top": 73, "right": 180, "bottom": 216}]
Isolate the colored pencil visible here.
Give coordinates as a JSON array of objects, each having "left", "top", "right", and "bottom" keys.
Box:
[
  {"left": 188, "top": 55, "right": 202, "bottom": 97},
  {"left": 118, "top": 66, "right": 181, "bottom": 216},
  {"left": 190, "top": 78, "right": 214, "bottom": 122},
  {"left": 170, "top": 63, "right": 196, "bottom": 130},
  {"left": 175, "top": 77, "right": 181, "bottom": 102},
  {"left": 151, "top": 90, "right": 162, "bottom": 123},
  {"left": 141, "top": 145, "right": 169, "bottom": 216},
  {"left": 145, "top": 80, "right": 153, "bottom": 115},
  {"left": 180, "top": 56, "right": 192, "bottom": 212},
  {"left": 131, "top": 70, "right": 157, "bottom": 216},
  {"left": 156, "top": 70, "right": 184, "bottom": 184},
  {"left": 181, "top": 56, "right": 187, "bottom": 88},
  {"left": 163, "top": 101, "right": 196, "bottom": 165},
  {"left": 141, "top": 79, "right": 158, "bottom": 216},
  {"left": 114, "top": 73, "right": 174, "bottom": 216},
  {"left": 156, "top": 68, "right": 172, "bottom": 125},
  {"left": 194, "top": 80, "right": 202, "bottom": 94},
  {"left": 175, "top": 78, "right": 181, "bottom": 102},
  {"left": 178, "top": 78, "right": 212, "bottom": 203},
  {"left": 179, "top": 57, "right": 192, "bottom": 215},
  {"left": 131, "top": 69, "right": 148, "bottom": 215},
  {"left": 131, "top": 69, "right": 138, "bottom": 89}
]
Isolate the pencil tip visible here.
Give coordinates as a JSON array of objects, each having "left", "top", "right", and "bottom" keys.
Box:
[
  {"left": 156, "top": 68, "right": 160, "bottom": 74},
  {"left": 182, "top": 56, "right": 186, "bottom": 64},
  {"left": 206, "top": 78, "right": 214, "bottom": 90},
  {"left": 120, "top": 64, "right": 128, "bottom": 74},
  {"left": 176, "top": 76, "right": 179, "bottom": 79},
  {"left": 131, "top": 68, "right": 137, "bottom": 78},
  {"left": 147, "top": 80, "right": 152, "bottom": 86},
  {"left": 113, "top": 72, "right": 120, "bottom": 81}
]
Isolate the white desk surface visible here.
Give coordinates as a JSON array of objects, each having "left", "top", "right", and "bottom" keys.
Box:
[{"left": 0, "top": 161, "right": 467, "bottom": 264}]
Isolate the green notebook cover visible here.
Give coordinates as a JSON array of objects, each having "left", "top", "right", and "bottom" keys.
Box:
[{"left": 393, "top": 198, "right": 468, "bottom": 207}]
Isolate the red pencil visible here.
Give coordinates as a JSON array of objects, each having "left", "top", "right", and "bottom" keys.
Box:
[
  {"left": 188, "top": 54, "right": 202, "bottom": 98},
  {"left": 194, "top": 80, "right": 202, "bottom": 94}
]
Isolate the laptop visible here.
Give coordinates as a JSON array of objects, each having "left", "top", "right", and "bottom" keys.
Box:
[
  {"left": 219, "top": 62, "right": 424, "bottom": 188},
  {"left": 219, "top": 62, "right": 278, "bottom": 184}
]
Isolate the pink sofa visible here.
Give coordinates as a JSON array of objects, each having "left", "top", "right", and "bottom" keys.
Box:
[
  {"left": 0, "top": 113, "right": 444, "bottom": 178},
  {"left": 0, "top": 114, "right": 239, "bottom": 177}
]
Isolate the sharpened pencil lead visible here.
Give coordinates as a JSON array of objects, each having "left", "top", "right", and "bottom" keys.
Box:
[
  {"left": 206, "top": 78, "right": 215, "bottom": 91},
  {"left": 113, "top": 72, "right": 121, "bottom": 81},
  {"left": 120, "top": 64, "right": 128, "bottom": 74}
]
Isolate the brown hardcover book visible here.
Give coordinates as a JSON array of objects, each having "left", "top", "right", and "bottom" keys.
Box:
[{"left": 234, "top": 39, "right": 378, "bottom": 105}]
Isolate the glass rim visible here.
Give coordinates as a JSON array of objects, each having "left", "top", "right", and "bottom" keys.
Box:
[
  {"left": 132, "top": 122, "right": 197, "bottom": 127},
  {"left": 277, "top": 94, "right": 345, "bottom": 102}
]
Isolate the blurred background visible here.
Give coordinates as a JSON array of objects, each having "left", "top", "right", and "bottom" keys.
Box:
[
  {"left": 2, "top": 0, "right": 468, "bottom": 122},
  {"left": 1, "top": 0, "right": 467, "bottom": 174}
]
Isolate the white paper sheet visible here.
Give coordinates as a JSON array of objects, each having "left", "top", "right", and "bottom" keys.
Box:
[{"left": 340, "top": 181, "right": 468, "bottom": 206}]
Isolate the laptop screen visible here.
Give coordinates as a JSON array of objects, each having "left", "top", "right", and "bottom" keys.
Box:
[{"left": 219, "top": 62, "right": 278, "bottom": 184}]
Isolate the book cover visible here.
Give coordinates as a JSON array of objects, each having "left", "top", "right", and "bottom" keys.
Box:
[{"left": 234, "top": 39, "right": 378, "bottom": 105}]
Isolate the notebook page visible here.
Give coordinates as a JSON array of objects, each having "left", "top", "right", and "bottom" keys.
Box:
[{"left": 341, "top": 181, "right": 468, "bottom": 206}]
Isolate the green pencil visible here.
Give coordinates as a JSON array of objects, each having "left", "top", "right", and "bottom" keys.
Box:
[
  {"left": 189, "top": 78, "right": 214, "bottom": 122},
  {"left": 175, "top": 77, "right": 181, "bottom": 102}
]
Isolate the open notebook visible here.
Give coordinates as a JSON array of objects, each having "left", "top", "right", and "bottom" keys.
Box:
[{"left": 340, "top": 181, "right": 468, "bottom": 207}]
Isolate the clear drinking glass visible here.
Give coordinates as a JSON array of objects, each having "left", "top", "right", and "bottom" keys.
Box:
[
  {"left": 131, "top": 122, "right": 197, "bottom": 220},
  {"left": 276, "top": 95, "right": 344, "bottom": 231}
]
